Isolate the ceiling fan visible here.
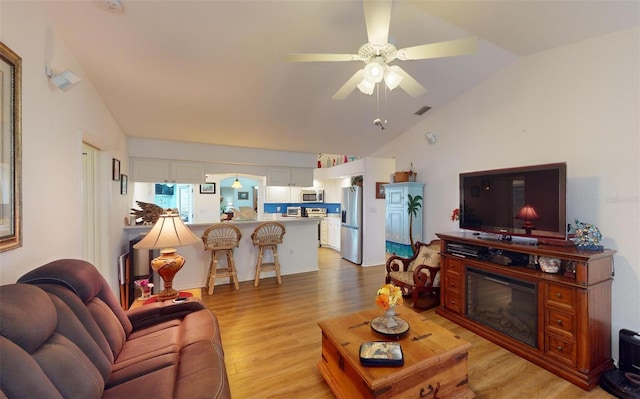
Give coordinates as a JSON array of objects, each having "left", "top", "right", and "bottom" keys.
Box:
[{"left": 286, "top": 0, "right": 478, "bottom": 100}]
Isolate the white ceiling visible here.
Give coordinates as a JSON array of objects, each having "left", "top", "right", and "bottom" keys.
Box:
[{"left": 43, "top": 0, "right": 639, "bottom": 157}]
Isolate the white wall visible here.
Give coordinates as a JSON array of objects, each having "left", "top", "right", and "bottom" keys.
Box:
[
  {"left": 0, "top": 2, "right": 129, "bottom": 291},
  {"left": 372, "top": 28, "right": 640, "bottom": 360}
]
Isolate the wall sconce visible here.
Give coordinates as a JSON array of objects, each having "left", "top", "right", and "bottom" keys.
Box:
[{"left": 46, "top": 66, "right": 82, "bottom": 91}]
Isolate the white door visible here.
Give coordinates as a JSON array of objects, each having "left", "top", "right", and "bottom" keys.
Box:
[
  {"left": 82, "top": 143, "right": 99, "bottom": 265},
  {"left": 177, "top": 184, "right": 193, "bottom": 223}
]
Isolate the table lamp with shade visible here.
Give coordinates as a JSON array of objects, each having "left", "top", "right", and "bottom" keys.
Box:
[
  {"left": 133, "top": 210, "right": 201, "bottom": 301},
  {"left": 515, "top": 205, "right": 539, "bottom": 235}
]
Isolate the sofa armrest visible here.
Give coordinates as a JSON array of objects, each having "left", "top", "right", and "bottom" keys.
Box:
[{"left": 127, "top": 297, "right": 206, "bottom": 331}]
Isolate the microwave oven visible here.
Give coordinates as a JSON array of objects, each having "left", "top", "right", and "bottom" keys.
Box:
[
  {"left": 286, "top": 207, "right": 302, "bottom": 217},
  {"left": 300, "top": 190, "right": 324, "bottom": 203}
]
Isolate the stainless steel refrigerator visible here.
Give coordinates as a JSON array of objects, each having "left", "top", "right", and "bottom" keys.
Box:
[{"left": 340, "top": 186, "right": 362, "bottom": 264}]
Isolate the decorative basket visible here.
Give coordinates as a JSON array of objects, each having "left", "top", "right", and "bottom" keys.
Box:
[{"left": 394, "top": 171, "right": 416, "bottom": 183}]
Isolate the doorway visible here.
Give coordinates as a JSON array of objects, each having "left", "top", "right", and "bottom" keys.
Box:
[{"left": 81, "top": 143, "right": 100, "bottom": 265}]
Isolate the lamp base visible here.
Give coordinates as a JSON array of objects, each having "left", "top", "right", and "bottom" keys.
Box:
[{"left": 150, "top": 248, "right": 185, "bottom": 301}]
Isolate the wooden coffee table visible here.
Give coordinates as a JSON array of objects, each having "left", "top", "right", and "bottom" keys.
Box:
[{"left": 318, "top": 308, "right": 474, "bottom": 399}]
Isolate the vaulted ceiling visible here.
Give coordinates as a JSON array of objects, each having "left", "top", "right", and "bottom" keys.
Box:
[{"left": 44, "top": 1, "right": 639, "bottom": 157}]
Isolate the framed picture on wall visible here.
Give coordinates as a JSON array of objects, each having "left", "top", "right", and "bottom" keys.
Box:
[
  {"left": 112, "top": 158, "right": 121, "bottom": 181},
  {"left": 200, "top": 183, "right": 216, "bottom": 194},
  {"left": 238, "top": 191, "right": 249, "bottom": 200},
  {"left": 376, "top": 182, "right": 388, "bottom": 199},
  {"left": 120, "top": 174, "right": 128, "bottom": 195}
]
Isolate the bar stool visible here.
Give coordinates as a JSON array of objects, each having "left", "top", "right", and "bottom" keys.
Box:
[
  {"left": 251, "top": 222, "right": 286, "bottom": 287},
  {"left": 202, "top": 223, "right": 242, "bottom": 294}
]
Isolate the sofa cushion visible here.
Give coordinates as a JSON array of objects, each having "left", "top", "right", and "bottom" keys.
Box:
[
  {"left": 408, "top": 243, "right": 441, "bottom": 272},
  {"left": 0, "top": 284, "right": 104, "bottom": 398},
  {"left": 17, "top": 259, "right": 133, "bottom": 337}
]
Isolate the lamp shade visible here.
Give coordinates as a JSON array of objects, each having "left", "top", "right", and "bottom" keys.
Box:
[
  {"left": 384, "top": 66, "right": 403, "bottom": 90},
  {"left": 134, "top": 212, "right": 200, "bottom": 250},
  {"left": 515, "top": 205, "right": 539, "bottom": 221},
  {"left": 231, "top": 174, "right": 243, "bottom": 189},
  {"left": 357, "top": 79, "right": 375, "bottom": 95}
]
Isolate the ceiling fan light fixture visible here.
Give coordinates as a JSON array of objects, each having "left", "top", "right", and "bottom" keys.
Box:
[
  {"left": 363, "top": 58, "right": 385, "bottom": 83},
  {"left": 357, "top": 79, "right": 375, "bottom": 95},
  {"left": 383, "top": 66, "right": 403, "bottom": 90}
]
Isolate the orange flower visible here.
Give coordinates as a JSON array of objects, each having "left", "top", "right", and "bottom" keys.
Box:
[{"left": 376, "top": 284, "right": 403, "bottom": 310}]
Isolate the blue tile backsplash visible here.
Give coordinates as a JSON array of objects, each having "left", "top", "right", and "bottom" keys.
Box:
[{"left": 264, "top": 203, "right": 341, "bottom": 214}]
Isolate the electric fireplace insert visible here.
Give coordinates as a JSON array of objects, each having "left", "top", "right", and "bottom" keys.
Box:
[{"left": 466, "top": 267, "right": 537, "bottom": 348}]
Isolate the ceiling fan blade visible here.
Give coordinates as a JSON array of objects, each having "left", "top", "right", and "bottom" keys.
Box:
[
  {"left": 363, "top": 0, "right": 392, "bottom": 45},
  {"left": 286, "top": 53, "right": 360, "bottom": 62},
  {"left": 391, "top": 66, "right": 427, "bottom": 97},
  {"left": 398, "top": 37, "right": 478, "bottom": 61},
  {"left": 332, "top": 69, "right": 365, "bottom": 100}
]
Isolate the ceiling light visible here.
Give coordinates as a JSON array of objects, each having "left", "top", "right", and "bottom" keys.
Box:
[
  {"left": 384, "top": 66, "right": 403, "bottom": 91},
  {"left": 231, "top": 175, "right": 243, "bottom": 189},
  {"left": 357, "top": 79, "right": 375, "bottom": 95},
  {"left": 363, "top": 57, "right": 385, "bottom": 83}
]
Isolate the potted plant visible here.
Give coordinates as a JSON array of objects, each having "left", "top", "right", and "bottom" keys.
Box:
[{"left": 407, "top": 194, "right": 423, "bottom": 253}]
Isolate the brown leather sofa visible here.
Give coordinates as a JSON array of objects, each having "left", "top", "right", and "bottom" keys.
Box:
[{"left": 0, "top": 259, "right": 231, "bottom": 398}]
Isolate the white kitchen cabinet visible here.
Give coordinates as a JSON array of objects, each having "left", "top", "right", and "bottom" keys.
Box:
[
  {"left": 267, "top": 167, "right": 313, "bottom": 187},
  {"left": 265, "top": 186, "right": 291, "bottom": 203},
  {"left": 327, "top": 218, "right": 341, "bottom": 250},
  {"left": 384, "top": 183, "right": 424, "bottom": 258},
  {"left": 321, "top": 179, "right": 342, "bottom": 203},
  {"left": 290, "top": 186, "right": 302, "bottom": 203},
  {"left": 320, "top": 219, "right": 329, "bottom": 246},
  {"left": 132, "top": 158, "right": 204, "bottom": 183}
]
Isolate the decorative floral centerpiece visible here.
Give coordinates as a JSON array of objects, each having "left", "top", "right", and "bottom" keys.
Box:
[
  {"left": 135, "top": 278, "right": 154, "bottom": 299},
  {"left": 451, "top": 208, "right": 460, "bottom": 222},
  {"left": 572, "top": 219, "right": 604, "bottom": 250},
  {"left": 376, "top": 283, "right": 404, "bottom": 311}
]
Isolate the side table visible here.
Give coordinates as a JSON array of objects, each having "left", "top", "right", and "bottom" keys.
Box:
[{"left": 128, "top": 287, "right": 202, "bottom": 310}]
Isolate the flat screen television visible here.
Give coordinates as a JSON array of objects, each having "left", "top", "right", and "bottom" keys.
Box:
[{"left": 459, "top": 162, "right": 567, "bottom": 241}]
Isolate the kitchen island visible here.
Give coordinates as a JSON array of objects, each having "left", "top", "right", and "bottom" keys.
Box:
[{"left": 124, "top": 217, "right": 319, "bottom": 291}]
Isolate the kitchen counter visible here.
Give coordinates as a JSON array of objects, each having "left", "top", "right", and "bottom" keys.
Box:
[{"left": 124, "top": 217, "right": 319, "bottom": 291}]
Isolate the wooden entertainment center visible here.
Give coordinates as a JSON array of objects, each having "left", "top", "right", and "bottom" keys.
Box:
[{"left": 436, "top": 232, "right": 616, "bottom": 390}]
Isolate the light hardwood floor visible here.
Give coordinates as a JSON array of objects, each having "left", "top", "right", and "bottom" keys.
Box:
[{"left": 200, "top": 248, "right": 614, "bottom": 399}]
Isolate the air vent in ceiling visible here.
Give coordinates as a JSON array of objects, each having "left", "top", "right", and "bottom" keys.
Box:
[{"left": 414, "top": 106, "right": 431, "bottom": 116}]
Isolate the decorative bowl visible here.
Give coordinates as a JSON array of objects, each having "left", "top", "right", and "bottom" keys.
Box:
[{"left": 538, "top": 256, "right": 561, "bottom": 273}]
